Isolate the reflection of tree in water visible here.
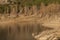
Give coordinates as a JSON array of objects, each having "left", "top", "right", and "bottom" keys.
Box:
[{"left": 0, "top": 24, "right": 53, "bottom": 40}]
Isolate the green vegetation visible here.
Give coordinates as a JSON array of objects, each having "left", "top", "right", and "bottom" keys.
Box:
[
  {"left": 7, "top": 0, "right": 60, "bottom": 6},
  {"left": 0, "top": 0, "right": 60, "bottom": 14},
  {"left": 12, "top": 0, "right": 60, "bottom": 6}
]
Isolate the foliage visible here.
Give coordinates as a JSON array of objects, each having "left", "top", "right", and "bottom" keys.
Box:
[
  {"left": 7, "top": 0, "right": 60, "bottom": 6},
  {"left": 0, "top": 5, "right": 5, "bottom": 14},
  {"left": 0, "top": 0, "right": 60, "bottom": 14}
]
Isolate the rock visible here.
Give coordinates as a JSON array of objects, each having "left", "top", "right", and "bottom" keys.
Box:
[{"left": 32, "top": 30, "right": 60, "bottom": 40}]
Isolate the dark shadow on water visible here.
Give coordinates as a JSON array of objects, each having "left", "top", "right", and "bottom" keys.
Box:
[{"left": 0, "top": 23, "right": 53, "bottom": 40}]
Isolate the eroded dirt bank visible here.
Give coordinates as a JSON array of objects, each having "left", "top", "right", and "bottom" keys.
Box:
[{"left": 0, "top": 14, "right": 60, "bottom": 40}]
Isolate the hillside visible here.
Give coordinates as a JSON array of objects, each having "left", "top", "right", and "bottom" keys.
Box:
[{"left": 0, "top": 3, "right": 60, "bottom": 40}]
